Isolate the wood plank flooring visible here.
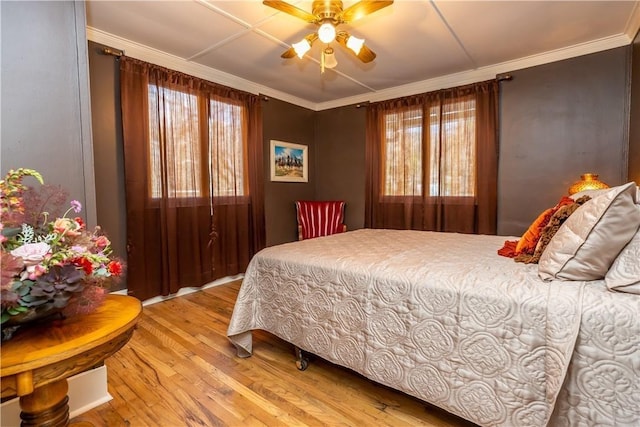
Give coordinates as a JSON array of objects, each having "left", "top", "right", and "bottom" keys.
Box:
[{"left": 72, "top": 280, "right": 475, "bottom": 427}]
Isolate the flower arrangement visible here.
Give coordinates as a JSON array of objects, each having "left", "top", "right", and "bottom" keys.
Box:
[{"left": 0, "top": 168, "right": 123, "bottom": 328}]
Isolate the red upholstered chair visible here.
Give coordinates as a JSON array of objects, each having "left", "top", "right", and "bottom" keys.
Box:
[{"left": 295, "top": 200, "right": 347, "bottom": 240}]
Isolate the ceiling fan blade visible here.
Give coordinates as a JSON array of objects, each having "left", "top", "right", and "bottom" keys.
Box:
[
  {"left": 335, "top": 1, "right": 393, "bottom": 23},
  {"left": 336, "top": 31, "right": 376, "bottom": 63},
  {"left": 263, "top": 1, "right": 318, "bottom": 23},
  {"left": 356, "top": 44, "right": 376, "bottom": 63},
  {"left": 281, "top": 48, "right": 297, "bottom": 59}
]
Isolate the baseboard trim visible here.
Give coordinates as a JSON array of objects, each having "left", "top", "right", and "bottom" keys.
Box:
[{"left": 129, "top": 274, "right": 244, "bottom": 307}]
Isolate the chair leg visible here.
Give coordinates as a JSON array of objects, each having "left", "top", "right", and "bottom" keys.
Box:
[{"left": 294, "top": 346, "right": 309, "bottom": 371}]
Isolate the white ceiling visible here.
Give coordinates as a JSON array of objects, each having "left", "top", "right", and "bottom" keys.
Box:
[{"left": 86, "top": 0, "right": 640, "bottom": 111}]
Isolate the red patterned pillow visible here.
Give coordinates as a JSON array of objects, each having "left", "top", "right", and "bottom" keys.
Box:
[{"left": 498, "top": 240, "right": 518, "bottom": 257}]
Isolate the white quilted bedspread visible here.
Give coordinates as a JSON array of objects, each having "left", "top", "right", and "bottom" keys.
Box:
[{"left": 227, "top": 229, "right": 640, "bottom": 426}]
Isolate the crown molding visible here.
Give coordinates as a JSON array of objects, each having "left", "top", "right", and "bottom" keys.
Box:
[
  {"left": 316, "top": 33, "right": 633, "bottom": 111},
  {"left": 86, "top": 27, "right": 317, "bottom": 111},
  {"left": 88, "top": 27, "right": 632, "bottom": 112},
  {"left": 624, "top": 1, "right": 640, "bottom": 40}
]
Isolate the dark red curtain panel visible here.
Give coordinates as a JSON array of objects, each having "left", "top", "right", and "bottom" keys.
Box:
[
  {"left": 120, "top": 57, "right": 265, "bottom": 301},
  {"left": 365, "top": 80, "right": 499, "bottom": 235}
]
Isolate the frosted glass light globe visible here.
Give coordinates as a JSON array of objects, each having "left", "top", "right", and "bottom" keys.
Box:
[
  {"left": 318, "top": 23, "right": 336, "bottom": 43},
  {"left": 346, "top": 35, "right": 365, "bottom": 55},
  {"left": 292, "top": 39, "right": 311, "bottom": 58}
]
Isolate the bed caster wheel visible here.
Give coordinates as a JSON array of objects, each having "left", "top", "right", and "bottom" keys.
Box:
[
  {"left": 294, "top": 346, "right": 309, "bottom": 370},
  {"left": 296, "top": 358, "right": 309, "bottom": 371}
]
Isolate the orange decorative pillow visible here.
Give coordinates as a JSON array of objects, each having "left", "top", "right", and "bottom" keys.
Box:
[
  {"left": 515, "top": 207, "right": 555, "bottom": 255},
  {"left": 514, "top": 196, "right": 576, "bottom": 256}
]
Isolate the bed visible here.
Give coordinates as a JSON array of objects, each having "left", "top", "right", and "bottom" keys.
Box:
[{"left": 228, "top": 185, "right": 640, "bottom": 427}]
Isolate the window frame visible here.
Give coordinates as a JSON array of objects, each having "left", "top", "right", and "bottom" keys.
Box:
[
  {"left": 146, "top": 83, "right": 249, "bottom": 205},
  {"left": 380, "top": 98, "right": 477, "bottom": 200}
]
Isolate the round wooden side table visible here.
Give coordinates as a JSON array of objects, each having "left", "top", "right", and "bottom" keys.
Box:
[{"left": 1, "top": 295, "right": 142, "bottom": 426}]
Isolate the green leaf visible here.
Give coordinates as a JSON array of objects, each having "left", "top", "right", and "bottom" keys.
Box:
[
  {"left": 17, "top": 168, "right": 44, "bottom": 185},
  {"left": 1, "top": 311, "right": 10, "bottom": 324},
  {"left": 22, "top": 299, "right": 47, "bottom": 308},
  {"left": 1, "top": 227, "right": 21, "bottom": 238},
  {"left": 7, "top": 307, "right": 25, "bottom": 315},
  {"left": 17, "top": 282, "right": 34, "bottom": 296}
]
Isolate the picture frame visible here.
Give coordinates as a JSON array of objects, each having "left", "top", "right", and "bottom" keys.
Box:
[{"left": 270, "top": 140, "right": 308, "bottom": 183}]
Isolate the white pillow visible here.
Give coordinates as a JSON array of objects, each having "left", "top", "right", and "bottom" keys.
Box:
[
  {"left": 605, "top": 229, "right": 640, "bottom": 294},
  {"left": 539, "top": 182, "right": 640, "bottom": 281}
]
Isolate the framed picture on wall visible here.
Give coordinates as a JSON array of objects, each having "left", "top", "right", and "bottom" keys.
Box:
[{"left": 270, "top": 140, "right": 308, "bottom": 182}]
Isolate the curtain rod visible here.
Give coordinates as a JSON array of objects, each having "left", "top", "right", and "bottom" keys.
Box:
[
  {"left": 102, "top": 47, "right": 124, "bottom": 58},
  {"left": 355, "top": 74, "right": 511, "bottom": 108}
]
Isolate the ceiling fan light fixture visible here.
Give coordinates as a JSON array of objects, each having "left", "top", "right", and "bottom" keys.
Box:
[
  {"left": 346, "top": 35, "right": 365, "bottom": 55},
  {"left": 264, "top": 0, "right": 393, "bottom": 70},
  {"left": 323, "top": 47, "right": 338, "bottom": 69},
  {"left": 292, "top": 38, "right": 311, "bottom": 58},
  {"left": 318, "top": 22, "right": 336, "bottom": 43}
]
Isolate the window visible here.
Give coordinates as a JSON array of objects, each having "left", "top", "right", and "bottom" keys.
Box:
[
  {"left": 382, "top": 99, "right": 476, "bottom": 198},
  {"left": 148, "top": 85, "right": 202, "bottom": 198},
  {"left": 147, "top": 85, "right": 247, "bottom": 199},
  {"left": 383, "top": 108, "right": 423, "bottom": 196},
  {"left": 209, "top": 99, "right": 247, "bottom": 198},
  {"left": 366, "top": 80, "right": 498, "bottom": 234}
]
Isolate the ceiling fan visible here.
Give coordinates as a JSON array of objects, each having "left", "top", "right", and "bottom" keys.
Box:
[{"left": 263, "top": 0, "right": 393, "bottom": 70}]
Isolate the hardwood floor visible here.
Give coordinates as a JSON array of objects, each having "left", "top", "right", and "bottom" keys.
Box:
[{"left": 72, "top": 280, "right": 475, "bottom": 427}]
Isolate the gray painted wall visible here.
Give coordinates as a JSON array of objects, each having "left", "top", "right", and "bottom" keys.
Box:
[
  {"left": 263, "top": 101, "right": 366, "bottom": 243},
  {"left": 498, "top": 47, "right": 630, "bottom": 236},
  {"left": 315, "top": 104, "right": 367, "bottom": 231},
  {"left": 262, "top": 97, "right": 316, "bottom": 246},
  {"left": 87, "top": 42, "right": 127, "bottom": 290},
  {"left": 1, "top": 1, "right": 96, "bottom": 226}
]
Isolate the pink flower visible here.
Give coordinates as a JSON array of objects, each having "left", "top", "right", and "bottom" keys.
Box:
[
  {"left": 70, "top": 200, "right": 82, "bottom": 213},
  {"left": 53, "top": 217, "right": 81, "bottom": 237},
  {"left": 10, "top": 242, "right": 50, "bottom": 266},
  {"left": 27, "top": 264, "right": 46, "bottom": 280},
  {"left": 61, "top": 200, "right": 83, "bottom": 218},
  {"left": 95, "top": 235, "right": 110, "bottom": 249},
  {"left": 71, "top": 245, "right": 87, "bottom": 253}
]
